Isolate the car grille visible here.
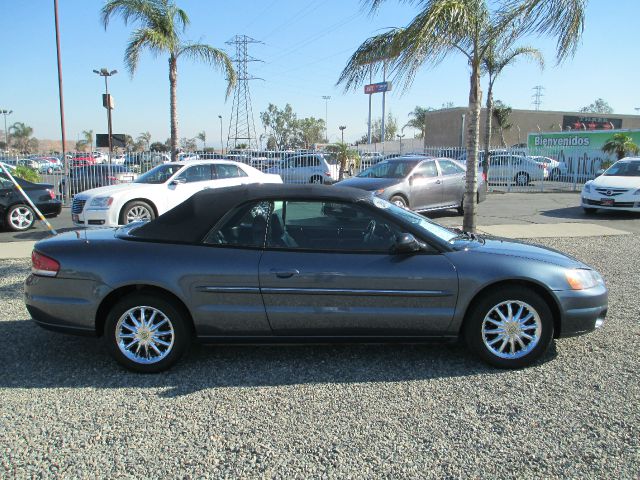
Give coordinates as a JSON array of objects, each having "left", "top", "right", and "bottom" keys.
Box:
[
  {"left": 584, "top": 199, "right": 635, "bottom": 207},
  {"left": 71, "top": 198, "right": 86, "bottom": 214},
  {"left": 594, "top": 187, "right": 629, "bottom": 197}
]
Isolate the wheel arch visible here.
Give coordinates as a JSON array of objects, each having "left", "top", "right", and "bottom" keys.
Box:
[
  {"left": 459, "top": 279, "right": 562, "bottom": 339},
  {"left": 389, "top": 192, "right": 410, "bottom": 208},
  {"left": 95, "top": 284, "right": 195, "bottom": 338},
  {"left": 118, "top": 198, "right": 158, "bottom": 225}
]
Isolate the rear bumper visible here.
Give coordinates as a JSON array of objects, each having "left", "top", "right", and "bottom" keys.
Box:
[
  {"left": 37, "top": 200, "right": 62, "bottom": 217},
  {"left": 555, "top": 284, "right": 608, "bottom": 337}
]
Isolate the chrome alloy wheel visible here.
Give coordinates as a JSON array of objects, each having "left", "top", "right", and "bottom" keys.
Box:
[
  {"left": 481, "top": 300, "right": 542, "bottom": 359},
  {"left": 125, "top": 205, "right": 152, "bottom": 223},
  {"left": 9, "top": 206, "right": 34, "bottom": 230},
  {"left": 115, "top": 306, "right": 175, "bottom": 364}
]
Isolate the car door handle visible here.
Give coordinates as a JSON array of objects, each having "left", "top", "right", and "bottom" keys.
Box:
[{"left": 271, "top": 269, "right": 299, "bottom": 278}]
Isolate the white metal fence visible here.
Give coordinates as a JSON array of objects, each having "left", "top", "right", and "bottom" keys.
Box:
[{"left": 1, "top": 145, "right": 612, "bottom": 202}]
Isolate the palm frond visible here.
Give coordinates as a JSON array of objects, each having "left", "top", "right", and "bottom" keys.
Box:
[
  {"left": 101, "top": 0, "right": 162, "bottom": 30},
  {"left": 177, "top": 43, "right": 237, "bottom": 98},
  {"left": 124, "top": 27, "right": 170, "bottom": 75}
]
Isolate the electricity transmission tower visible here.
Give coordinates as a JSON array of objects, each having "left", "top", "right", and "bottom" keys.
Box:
[
  {"left": 226, "top": 35, "right": 262, "bottom": 150},
  {"left": 532, "top": 85, "right": 544, "bottom": 111}
]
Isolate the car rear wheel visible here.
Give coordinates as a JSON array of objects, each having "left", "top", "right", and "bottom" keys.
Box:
[
  {"left": 514, "top": 171, "right": 530, "bottom": 186},
  {"left": 121, "top": 200, "right": 155, "bottom": 224},
  {"left": 6, "top": 204, "right": 35, "bottom": 231},
  {"left": 309, "top": 175, "right": 323, "bottom": 184},
  {"left": 104, "top": 293, "right": 190, "bottom": 373},
  {"left": 389, "top": 195, "right": 408, "bottom": 209},
  {"left": 463, "top": 286, "right": 554, "bottom": 368}
]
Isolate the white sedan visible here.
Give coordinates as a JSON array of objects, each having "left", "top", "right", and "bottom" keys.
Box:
[
  {"left": 71, "top": 160, "right": 282, "bottom": 227},
  {"left": 581, "top": 157, "right": 640, "bottom": 214}
]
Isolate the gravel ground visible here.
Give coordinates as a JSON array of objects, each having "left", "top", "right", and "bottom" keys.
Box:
[{"left": 1, "top": 236, "right": 638, "bottom": 478}]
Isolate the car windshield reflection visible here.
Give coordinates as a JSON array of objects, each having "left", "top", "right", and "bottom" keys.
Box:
[
  {"left": 357, "top": 160, "right": 420, "bottom": 179},
  {"left": 135, "top": 163, "right": 184, "bottom": 184},
  {"left": 603, "top": 161, "right": 640, "bottom": 177}
]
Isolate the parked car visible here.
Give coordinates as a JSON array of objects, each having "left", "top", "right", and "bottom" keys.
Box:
[
  {"left": 70, "top": 159, "right": 282, "bottom": 227},
  {"left": 26, "top": 183, "right": 608, "bottom": 372},
  {"left": 265, "top": 153, "right": 338, "bottom": 184},
  {"left": 530, "top": 156, "right": 568, "bottom": 180},
  {"left": 488, "top": 154, "right": 549, "bottom": 186},
  {"left": 360, "top": 152, "right": 385, "bottom": 169},
  {"left": 581, "top": 157, "right": 640, "bottom": 214},
  {"left": 1, "top": 170, "right": 61, "bottom": 231},
  {"left": 69, "top": 153, "right": 97, "bottom": 168},
  {"left": 336, "top": 156, "right": 486, "bottom": 214},
  {"left": 60, "top": 165, "right": 137, "bottom": 196},
  {"left": 36, "top": 159, "right": 63, "bottom": 174}
]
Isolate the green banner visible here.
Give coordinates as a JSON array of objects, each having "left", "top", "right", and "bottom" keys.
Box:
[{"left": 528, "top": 130, "right": 640, "bottom": 154}]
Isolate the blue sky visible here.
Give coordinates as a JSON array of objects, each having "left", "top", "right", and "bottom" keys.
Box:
[{"left": 2, "top": 0, "right": 639, "bottom": 146}]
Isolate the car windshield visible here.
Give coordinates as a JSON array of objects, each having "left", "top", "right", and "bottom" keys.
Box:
[
  {"left": 371, "top": 197, "right": 457, "bottom": 242},
  {"left": 357, "top": 160, "right": 420, "bottom": 179},
  {"left": 135, "top": 163, "right": 184, "bottom": 184},
  {"left": 603, "top": 161, "right": 640, "bottom": 177}
]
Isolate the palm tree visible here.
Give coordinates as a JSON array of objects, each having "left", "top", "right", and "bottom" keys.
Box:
[
  {"left": 196, "top": 131, "right": 206, "bottom": 149},
  {"left": 8, "top": 122, "right": 34, "bottom": 152},
  {"left": 602, "top": 133, "right": 640, "bottom": 160},
  {"left": 338, "top": 0, "right": 586, "bottom": 232},
  {"left": 137, "top": 131, "right": 152, "bottom": 150},
  {"left": 81, "top": 129, "right": 94, "bottom": 152},
  {"left": 101, "top": 0, "right": 237, "bottom": 161},
  {"left": 482, "top": 44, "right": 543, "bottom": 174},
  {"left": 492, "top": 101, "right": 512, "bottom": 147},
  {"left": 404, "top": 106, "right": 431, "bottom": 139}
]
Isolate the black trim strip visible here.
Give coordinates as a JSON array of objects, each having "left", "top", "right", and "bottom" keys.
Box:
[{"left": 260, "top": 287, "right": 452, "bottom": 297}]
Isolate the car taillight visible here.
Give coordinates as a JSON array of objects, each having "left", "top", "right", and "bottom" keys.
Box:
[
  {"left": 325, "top": 171, "right": 331, "bottom": 176},
  {"left": 108, "top": 176, "right": 119, "bottom": 184},
  {"left": 31, "top": 251, "right": 60, "bottom": 277},
  {"left": 46, "top": 188, "right": 56, "bottom": 199},
  {"left": 482, "top": 172, "right": 487, "bottom": 182}
]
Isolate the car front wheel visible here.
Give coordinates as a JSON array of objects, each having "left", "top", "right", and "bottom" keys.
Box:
[
  {"left": 6, "top": 204, "right": 35, "bottom": 231},
  {"left": 463, "top": 286, "right": 554, "bottom": 368},
  {"left": 104, "top": 293, "right": 190, "bottom": 373},
  {"left": 389, "top": 195, "right": 408, "bottom": 209},
  {"left": 514, "top": 171, "right": 530, "bottom": 186},
  {"left": 120, "top": 200, "right": 155, "bottom": 224}
]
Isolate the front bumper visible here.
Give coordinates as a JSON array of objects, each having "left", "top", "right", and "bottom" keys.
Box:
[
  {"left": 72, "top": 207, "right": 118, "bottom": 227},
  {"left": 555, "top": 283, "right": 608, "bottom": 337},
  {"left": 581, "top": 193, "right": 640, "bottom": 212}
]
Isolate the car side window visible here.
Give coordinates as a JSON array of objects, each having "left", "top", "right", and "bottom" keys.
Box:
[
  {"left": 438, "top": 160, "right": 464, "bottom": 175},
  {"left": 176, "top": 164, "right": 213, "bottom": 183},
  {"left": 214, "top": 164, "right": 246, "bottom": 179},
  {"left": 413, "top": 161, "right": 438, "bottom": 178},
  {"left": 203, "top": 201, "right": 271, "bottom": 247},
  {"left": 266, "top": 200, "right": 403, "bottom": 252}
]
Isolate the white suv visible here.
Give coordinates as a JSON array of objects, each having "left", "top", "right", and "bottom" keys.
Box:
[{"left": 266, "top": 154, "right": 338, "bottom": 184}]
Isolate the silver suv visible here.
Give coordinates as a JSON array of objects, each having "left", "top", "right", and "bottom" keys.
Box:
[{"left": 266, "top": 153, "right": 338, "bottom": 184}]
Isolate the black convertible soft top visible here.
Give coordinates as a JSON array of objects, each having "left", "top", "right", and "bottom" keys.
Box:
[{"left": 129, "top": 184, "right": 372, "bottom": 243}]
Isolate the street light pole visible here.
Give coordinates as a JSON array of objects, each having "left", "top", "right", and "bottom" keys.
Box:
[
  {"left": 218, "top": 115, "right": 223, "bottom": 155},
  {"left": 93, "top": 68, "right": 117, "bottom": 166},
  {"left": 339, "top": 125, "right": 346, "bottom": 144},
  {"left": 397, "top": 134, "right": 405, "bottom": 153},
  {"left": 0, "top": 109, "right": 12, "bottom": 148},
  {"left": 322, "top": 96, "right": 331, "bottom": 142}
]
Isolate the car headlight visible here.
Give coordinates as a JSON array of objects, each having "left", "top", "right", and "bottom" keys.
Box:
[
  {"left": 565, "top": 268, "right": 604, "bottom": 290},
  {"left": 633, "top": 188, "right": 640, "bottom": 195},
  {"left": 583, "top": 182, "right": 592, "bottom": 193},
  {"left": 374, "top": 189, "right": 385, "bottom": 196},
  {"left": 88, "top": 196, "right": 113, "bottom": 209}
]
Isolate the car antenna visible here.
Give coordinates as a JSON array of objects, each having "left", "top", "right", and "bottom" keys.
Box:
[{"left": 0, "top": 163, "right": 58, "bottom": 235}]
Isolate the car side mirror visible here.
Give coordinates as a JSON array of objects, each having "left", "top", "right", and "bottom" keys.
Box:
[
  {"left": 170, "top": 178, "right": 186, "bottom": 186},
  {"left": 595, "top": 169, "right": 605, "bottom": 176},
  {"left": 393, "top": 233, "right": 425, "bottom": 254}
]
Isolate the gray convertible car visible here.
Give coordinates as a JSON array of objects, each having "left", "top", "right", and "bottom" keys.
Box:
[{"left": 25, "top": 184, "right": 607, "bottom": 372}]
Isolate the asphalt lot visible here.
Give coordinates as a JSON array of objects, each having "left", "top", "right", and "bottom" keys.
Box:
[
  {"left": 1, "top": 191, "right": 639, "bottom": 242},
  {"left": 1, "top": 235, "right": 638, "bottom": 477}
]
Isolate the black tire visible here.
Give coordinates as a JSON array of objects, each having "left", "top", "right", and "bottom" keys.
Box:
[
  {"left": 5, "top": 204, "right": 35, "bottom": 231},
  {"left": 389, "top": 195, "right": 408, "bottom": 209},
  {"left": 46, "top": 167, "right": 54, "bottom": 175},
  {"left": 514, "top": 171, "right": 530, "bottom": 186},
  {"left": 463, "top": 286, "right": 554, "bottom": 369},
  {"left": 120, "top": 200, "right": 155, "bottom": 224},
  {"left": 309, "top": 175, "right": 324, "bottom": 184},
  {"left": 583, "top": 207, "right": 597, "bottom": 215},
  {"left": 104, "top": 292, "right": 191, "bottom": 373}
]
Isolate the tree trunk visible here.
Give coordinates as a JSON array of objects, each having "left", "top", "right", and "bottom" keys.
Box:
[
  {"left": 169, "top": 54, "right": 178, "bottom": 162},
  {"left": 482, "top": 82, "right": 494, "bottom": 181},
  {"left": 463, "top": 65, "right": 482, "bottom": 233}
]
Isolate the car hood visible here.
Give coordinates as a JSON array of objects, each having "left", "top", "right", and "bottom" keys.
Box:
[
  {"left": 460, "top": 237, "right": 586, "bottom": 269},
  {"left": 335, "top": 177, "right": 401, "bottom": 191},
  {"left": 74, "top": 182, "right": 153, "bottom": 199},
  {"left": 591, "top": 175, "right": 640, "bottom": 189}
]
